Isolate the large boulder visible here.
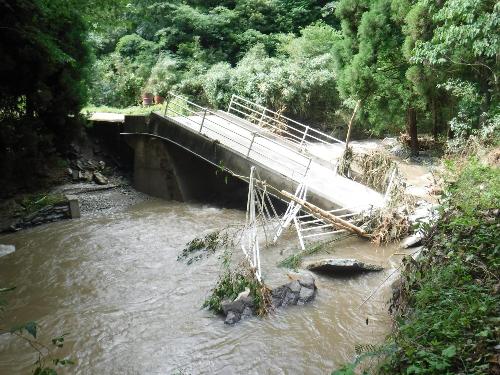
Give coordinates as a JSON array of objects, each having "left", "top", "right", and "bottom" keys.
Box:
[
  {"left": 224, "top": 311, "right": 241, "bottom": 325},
  {"left": 298, "top": 286, "right": 315, "bottom": 304},
  {"left": 305, "top": 258, "right": 383, "bottom": 274},
  {"left": 93, "top": 172, "right": 109, "bottom": 185},
  {"left": 222, "top": 294, "right": 255, "bottom": 325}
]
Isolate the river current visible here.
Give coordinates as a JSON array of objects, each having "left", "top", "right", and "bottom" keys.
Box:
[{"left": 0, "top": 198, "right": 402, "bottom": 374}]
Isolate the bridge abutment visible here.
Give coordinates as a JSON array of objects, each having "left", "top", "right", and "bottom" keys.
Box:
[{"left": 127, "top": 135, "right": 184, "bottom": 201}]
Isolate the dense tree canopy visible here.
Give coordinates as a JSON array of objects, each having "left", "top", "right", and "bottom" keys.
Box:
[
  {"left": 0, "top": 0, "right": 90, "bottom": 191},
  {"left": 1, "top": 0, "right": 498, "bottom": 189},
  {"left": 86, "top": 0, "right": 498, "bottom": 148}
]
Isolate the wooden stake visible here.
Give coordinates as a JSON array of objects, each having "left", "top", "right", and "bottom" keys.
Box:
[
  {"left": 280, "top": 190, "right": 370, "bottom": 238},
  {"left": 345, "top": 99, "right": 361, "bottom": 149}
]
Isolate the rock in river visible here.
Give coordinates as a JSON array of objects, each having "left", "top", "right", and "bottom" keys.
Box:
[
  {"left": 222, "top": 274, "right": 317, "bottom": 325},
  {"left": 0, "top": 244, "right": 15, "bottom": 258},
  {"left": 305, "top": 258, "right": 383, "bottom": 275}
]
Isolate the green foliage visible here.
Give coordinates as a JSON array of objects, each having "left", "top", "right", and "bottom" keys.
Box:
[
  {"left": 89, "top": 33, "right": 158, "bottom": 106},
  {"left": 19, "top": 194, "right": 67, "bottom": 215},
  {"left": 332, "top": 344, "right": 396, "bottom": 375},
  {"left": 380, "top": 158, "right": 500, "bottom": 374},
  {"left": 203, "top": 250, "right": 271, "bottom": 316},
  {"left": 177, "top": 230, "right": 230, "bottom": 264},
  {"left": 0, "top": 0, "right": 90, "bottom": 194},
  {"left": 1, "top": 287, "right": 73, "bottom": 374},
  {"left": 85, "top": 0, "right": 498, "bottom": 143},
  {"left": 82, "top": 104, "right": 164, "bottom": 116},
  {"left": 278, "top": 236, "right": 347, "bottom": 269}
]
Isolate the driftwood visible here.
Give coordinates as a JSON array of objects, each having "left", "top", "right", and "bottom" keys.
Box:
[{"left": 280, "top": 190, "right": 370, "bottom": 238}]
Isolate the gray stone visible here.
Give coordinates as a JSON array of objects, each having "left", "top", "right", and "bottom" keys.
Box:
[
  {"left": 271, "top": 296, "right": 283, "bottom": 308},
  {"left": 71, "top": 169, "right": 79, "bottom": 181},
  {"left": 66, "top": 195, "right": 80, "bottom": 219},
  {"left": 298, "top": 286, "right": 316, "bottom": 304},
  {"left": 235, "top": 287, "right": 250, "bottom": 301},
  {"left": 224, "top": 311, "right": 241, "bottom": 325},
  {"left": 282, "top": 291, "right": 299, "bottom": 307},
  {"left": 298, "top": 274, "right": 315, "bottom": 289},
  {"left": 286, "top": 280, "right": 301, "bottom": 294},
  {"left": 76, "top": 160, "right": 85, "bottom": 171},
  {"left": 0, "top": 244, "right": 15, "bottom": 258},
  {"left": 86, "top": 160, "right": 98, "bottom": 171},
  {"left": 305, "top": 258, "right": 384, "bottom": 274},
  {"left": 241, "top": 307, "right": 253, "bottom": 319},
  {"left": 271, "top": 285, "right": 288, "bottom": 299},
  {"left": 401, "top": 233, "right": 424, "bottom": 249},
  {"left": 221, "top": 299, "right": 246, "bottom": 315},
  {"left": 390, "top": 144, "right": 410, "bottom": 158},
  {"left": 84, "top": 171, "right": 93, "bottom": 181},
  {"left": 93, "top": 172, "right": 109, "bottom": 185}
]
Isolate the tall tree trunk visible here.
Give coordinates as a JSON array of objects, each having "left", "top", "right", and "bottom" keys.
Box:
[{"left": 407, "top": 106, "right": 418, "bottom": 156}]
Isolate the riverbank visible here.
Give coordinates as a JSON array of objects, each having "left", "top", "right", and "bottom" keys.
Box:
[
  {"left": 383, "top": 153, "right": 499, "bottom": 374},
  {"left": 333, "top": 144, "right": 500, "bottom": 374},
  {"left": 0, "top": 124, "right": 143, "bottom": 232}
]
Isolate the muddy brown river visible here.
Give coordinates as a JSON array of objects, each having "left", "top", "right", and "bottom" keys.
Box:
[{"left": 0, "top": 199, "right": 404, "bottom": 374}]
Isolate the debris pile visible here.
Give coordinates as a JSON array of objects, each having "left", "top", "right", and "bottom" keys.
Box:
[
  {"left": 221, "top": 273, "right": 317, "bottom": 325},
  {"left": 68, "top": 159, "right": 109, "bottom": 185}
]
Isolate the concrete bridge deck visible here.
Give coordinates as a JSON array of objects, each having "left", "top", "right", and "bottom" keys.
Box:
[
  {"left": 120, "top": 93, "right": 383, "bottom": 212},
  {"left": 167, "top": 111, "right": 383, "bottom": 210}
]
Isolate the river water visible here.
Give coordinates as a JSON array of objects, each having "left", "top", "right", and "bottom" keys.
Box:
[{"left": 0, "top": 198, "right": 403, "bottom": 374}]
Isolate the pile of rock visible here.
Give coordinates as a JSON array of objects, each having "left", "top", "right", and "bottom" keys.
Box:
[
  {"left": 68, "top": 159, "right": 109, "bottom": 185},
  {"left": 271, "top": 274, "right": 317, "bottom": 308},
  {"left": 221, "top": 274, "right": 317, "bottom": 325}
]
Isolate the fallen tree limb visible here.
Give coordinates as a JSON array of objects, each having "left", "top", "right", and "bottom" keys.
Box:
[{"left": 280, "top": 190, "right": 371, "bottom": 238}]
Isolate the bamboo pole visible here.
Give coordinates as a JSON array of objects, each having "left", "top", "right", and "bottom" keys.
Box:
[{"left": 280, "top": 190, "right": 370, "bottom": 238}]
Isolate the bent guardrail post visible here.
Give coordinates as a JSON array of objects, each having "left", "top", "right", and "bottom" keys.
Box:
[
  {"left": 200, "top": 108, "right": 207, "bottom": 132},
  {"left": 247, "top": 132, "right": 256, "bottom": 157}
]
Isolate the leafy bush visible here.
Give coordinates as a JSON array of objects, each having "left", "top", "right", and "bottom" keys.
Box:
[{"left": 203, "top": 250, "right": 272, "bottom": 316}]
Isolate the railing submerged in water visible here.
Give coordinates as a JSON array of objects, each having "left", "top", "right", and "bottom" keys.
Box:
[
  {"left": 162, "top": 92, "right": 313, "bottom": 180},
  {"left": 227, "top": 94, "right": 345, "bottom": 148}
]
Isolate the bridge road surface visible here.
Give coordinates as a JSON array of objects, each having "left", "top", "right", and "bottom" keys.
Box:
[{"left": 161, "top": 110, "right": 384, "bottom": 212}]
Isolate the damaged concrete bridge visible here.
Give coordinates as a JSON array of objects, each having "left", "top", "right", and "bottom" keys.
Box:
[{"left": 119, "top": 93, "right": 383, "bottom": 213}]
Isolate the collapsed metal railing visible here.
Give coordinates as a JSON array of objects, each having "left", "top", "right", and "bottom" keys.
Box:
[
  {"left": 227, "top": 94, "right": 345, "bottom": 149},
  {"left": 273, "top": 180, "right": 370, "bottom": 250},
  {"left": 163, "top": 92, "right": 313, "bottom": 181}
]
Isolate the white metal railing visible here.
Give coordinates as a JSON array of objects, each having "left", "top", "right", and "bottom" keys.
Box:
[
  {"left": 163, "top": 92, "right": 313, "bottom": 180},
  {"left": 227, "top": 94, "right": 345, "bottom": 149}
]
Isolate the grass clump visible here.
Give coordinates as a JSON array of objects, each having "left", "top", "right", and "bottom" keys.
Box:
[
  {"left": 82, "top": 104, "right": 165, "bottom": 116},
  {"left": 278, "top": 235, "right": 349, "bottom": 270},
  {"left": 177, "top": 230, "right": 230, "bottom": 264},
  {"left": 19, "top": 193, "right": 67, "bottom": 215}
]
